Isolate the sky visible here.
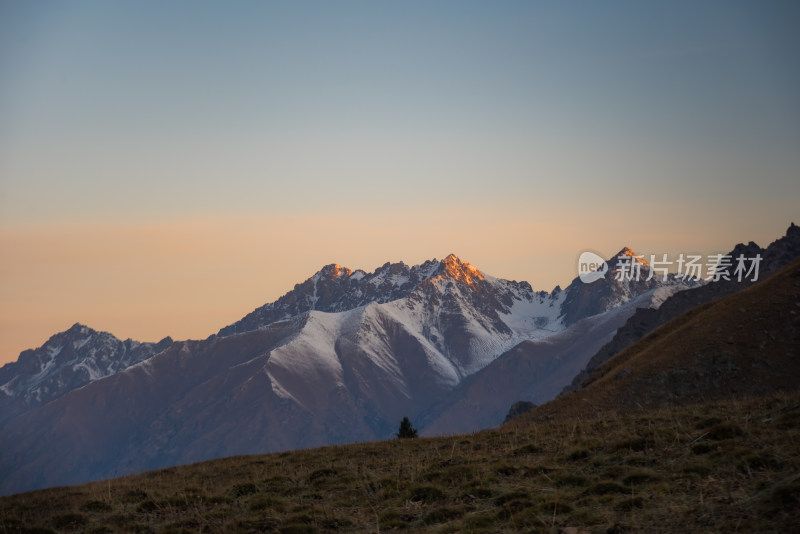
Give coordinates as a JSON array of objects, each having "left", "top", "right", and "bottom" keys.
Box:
[{"left": 1, "top": 1, "right": 798, "bottom": 364}]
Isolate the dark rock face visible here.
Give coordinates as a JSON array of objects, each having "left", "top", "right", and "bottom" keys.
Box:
[
  {"left": 217, "top": 260, "right": 442, "bottom": 336},
  {"left": 224, "top": 249, "right": 695, "bottom": 342},
  {"left": 562, "top": 223, "right": 800, "bottom": 395},
  {"left": 558, "top": 247, "right": 703, "bottom": 327}
]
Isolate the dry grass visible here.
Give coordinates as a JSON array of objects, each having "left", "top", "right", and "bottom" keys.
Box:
[{"left": 1, "top": 392, "right": 798, "bottom": 533}]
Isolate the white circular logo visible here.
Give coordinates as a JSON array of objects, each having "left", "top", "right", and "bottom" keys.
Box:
[{"left": 578, "top": 251, "right": 608, "bottom": 283}]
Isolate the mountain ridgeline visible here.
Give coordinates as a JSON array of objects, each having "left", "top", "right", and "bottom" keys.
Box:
[{"left": 3, "top": 222, "right": 798, "bottom": 497}]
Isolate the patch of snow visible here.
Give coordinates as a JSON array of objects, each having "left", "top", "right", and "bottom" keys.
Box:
[
  {"left": 310, "top": 274, "right": 319, "bottom": 310},
  {"left": 646, "top": 282, "right": 693, "bottom": 309},
  {"left": 618, "top": 286, "right": 674, "bottom": 313},
  {"left": 46, "top": 345, "right": 63, "bottom": 358},
  {"left": 73, "top": 336, "right": 92, "bottom": 350},
  {"left": 266, "top": 370, "right": 301, "bottom": 403},
  {"left": 231, "top": 350, "right": 272, "bottom": 370},
  {"left": 500, "top": 287, "right": 567, "bottom": 341},
  {"left": 35, "top": 352, "right": 58, "bottom": 379},
  {"left": 349, "top": 270, "right": 366, "bottom": 281},
  {"left": 389, "top": 273, "right": 410, "bottom": 287},
  {"left": 420, "top": 346, "right": 461, "bottom": 386}
]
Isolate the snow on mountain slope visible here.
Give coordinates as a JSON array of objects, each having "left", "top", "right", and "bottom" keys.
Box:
[
  {"left": 370, "top": 273, "right": 565, "bottom": 378},
  {"left": 360, "top": 301, "right": 461, "bottom": 388},
  {"left": 265, "top": 309, "right": 359, "bottom": 409},
  {"left": 220, "top": 254, "right": 579, "bottom": 404},
  {"left": 258, "top": 251, "right": 693, "bottom": 426},
  {"left": 498, "top": 284, "right": 565, "bottom": 338},
  {"left": 187, "top": 251, "right": 699, "bottom": 445},
  {"left": 0, "top": 251, "right": 699, "bottom": 495},
  {"left": 419, "top": 285, "right": 690, "bottom": 436}
]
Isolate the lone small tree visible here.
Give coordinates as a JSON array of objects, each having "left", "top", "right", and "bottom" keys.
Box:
[{"left": 396, "top": 416, "right": 418, "bottom": 438}]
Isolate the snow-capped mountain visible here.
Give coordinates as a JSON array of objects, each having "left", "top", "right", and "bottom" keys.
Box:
[
  {"left": 0, "top": 251, "right": 694, "bottom": 495},
  {"left": 558, "top": 247, "right": 694, "bottom": 326},
  {"left": 418, "top": 283, "right": 692, "bottom": 436},
  {"left": 218, "top": 254, "right": 562, "bottom": 340},
  {"left": 0, "top": 323, "right": 172, "bottom": 426}
]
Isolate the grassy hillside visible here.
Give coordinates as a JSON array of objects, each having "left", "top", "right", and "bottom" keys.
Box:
[
  {"left": 1, "top": 392, "right": 798, "bottom": 533},
  {"left": 525, "top": 257, "right": 800, "bottom": 423}
]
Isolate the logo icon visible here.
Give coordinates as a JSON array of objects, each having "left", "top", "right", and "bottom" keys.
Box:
[{"left": 578, "top": 251, "right": 608, "bottom": 283}]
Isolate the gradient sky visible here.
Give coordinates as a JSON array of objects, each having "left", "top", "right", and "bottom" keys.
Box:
[{"left": 1, "top": 1, "right": 798, "bottom": 364}]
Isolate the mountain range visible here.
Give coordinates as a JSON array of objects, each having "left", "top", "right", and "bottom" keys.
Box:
[{"left": 3, "top": 224, "right": 797, "bottom": 496}]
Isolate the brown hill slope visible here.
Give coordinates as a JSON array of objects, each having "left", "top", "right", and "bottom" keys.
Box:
[
  {"left": 1, "top": 392, "right": 798, "bottom": 533},
  {"left": 519, "top": 257, "right": 800, "bottom": 423}
]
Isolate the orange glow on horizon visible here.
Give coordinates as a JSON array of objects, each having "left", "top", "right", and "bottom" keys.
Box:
[{"left": 0, "top": 210, "right": 793, "bottom": 365}]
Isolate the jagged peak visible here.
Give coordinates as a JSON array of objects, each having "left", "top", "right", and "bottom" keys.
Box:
[
  {"left": 316, "top": 263, "right": 353, "bottom": 279},
  {"left": 67, "top": 322, "right": 92, "bottom": 334},
  {"left": 44, "top": 323, "right": 95, "bottom": 344},
  {"left": 375, "top": 260, "right": 409, "bottom": 276},
  {"left": 612, "top": 247, "right": 650, "bottom": 267},
  {"left": 435, "top": 253, "right": 484, "bottom": 287}
]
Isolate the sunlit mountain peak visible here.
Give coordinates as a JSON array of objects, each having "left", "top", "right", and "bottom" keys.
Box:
[
  {"left": 615, "top": 247, "right": 650, "bottom": 267},
  {"left": 316, "top": 263, "right": 353, "bottom": 279},
  {"left": 436, "top": 253, "right": 485, "bottom": 287}
]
